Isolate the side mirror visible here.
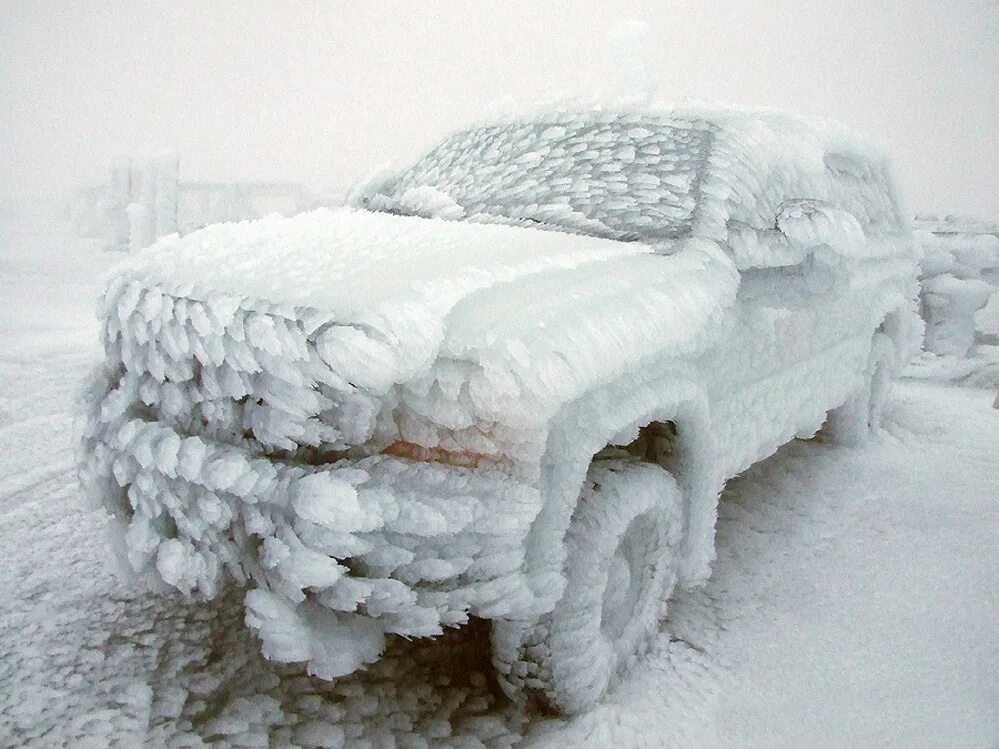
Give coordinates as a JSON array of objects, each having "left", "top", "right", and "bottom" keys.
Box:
[
  {"left": 726, "top": 199, "right": 867, "bottom": 270},
  {"left": 775, "top": 198, "right": 865, "bottom": 256},
  {"left": 346, "top": 166, "right": 400, "bottom": 210}
]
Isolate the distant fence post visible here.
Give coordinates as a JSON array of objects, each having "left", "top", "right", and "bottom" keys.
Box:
[
  {"left": 106, "top": 157, "right": 131, "bottom": 249},
  {"left": 154, "top": 153, "right": 179, "bottom": 238},
  {"left": 118, "top": 153, "right": 179, "bottom": 251},
  {"left": 127, "top": 159, "right": 158, "bottom": 251}
]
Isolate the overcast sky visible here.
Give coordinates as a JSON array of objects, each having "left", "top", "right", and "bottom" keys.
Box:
[{"left": 2, "top": 0, "right": 996, "bottom": 217}]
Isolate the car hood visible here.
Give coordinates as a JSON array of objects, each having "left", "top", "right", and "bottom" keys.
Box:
[{"left": 113, "top": 208, "right": 736, "bottom": 407}]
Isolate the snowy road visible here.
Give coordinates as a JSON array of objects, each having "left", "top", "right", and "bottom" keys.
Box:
[{"left": 1, "top": 220, "right": 997, "bottom": 747}]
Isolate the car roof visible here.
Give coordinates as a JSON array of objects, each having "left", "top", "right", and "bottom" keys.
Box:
[{"left": 358, "top": 100, "right": 907, "bottom": 245}]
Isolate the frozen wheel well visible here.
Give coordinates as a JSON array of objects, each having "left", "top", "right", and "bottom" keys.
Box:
[
  {"left": 876, "top": 311, "right": 897, "bottom": 338},
  {"left": 593, "top": 420, "right": 679, "bottom": 470},
  {"left": 876, "top": 303, "right": 921, "bottom": 375},
  {"left": 521, "top": 379, "right": 718, "bottom": 615}
]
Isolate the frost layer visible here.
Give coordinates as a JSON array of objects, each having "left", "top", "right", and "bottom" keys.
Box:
[
  {"left": 76, "top": 277, "right": 547, "bottom": 679},
  {"left": 79, "top": 101, "right": 921, "bottom": 685}
]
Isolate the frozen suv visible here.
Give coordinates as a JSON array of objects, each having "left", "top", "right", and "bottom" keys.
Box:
[{"left": 79, "top": 103, "right": 920, "bottom": 714}]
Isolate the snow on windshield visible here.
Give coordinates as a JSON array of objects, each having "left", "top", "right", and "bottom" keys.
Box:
[{"left": 365, "top": 116, "right": 715, "bottom": 243}]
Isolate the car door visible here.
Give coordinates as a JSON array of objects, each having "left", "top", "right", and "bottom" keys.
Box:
[{"left": 702, "top": 199, "right": 868, "bottom": 477}]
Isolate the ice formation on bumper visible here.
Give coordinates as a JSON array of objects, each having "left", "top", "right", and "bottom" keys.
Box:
[
  {"left": 76, "top": 209, "right": 656, "bottom": 677},
  {"left": 79, "top": 101, "right": 921, "bottom": 689}
]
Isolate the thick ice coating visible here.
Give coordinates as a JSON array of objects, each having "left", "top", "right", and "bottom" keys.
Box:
[
  {"left": 356, "top": 102, "right": 906, "bottom": 260},
  {"left": 78, "top": 101, "right": 920, "bottom": 686}
]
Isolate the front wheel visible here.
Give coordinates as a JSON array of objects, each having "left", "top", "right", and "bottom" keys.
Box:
[{"left": 493, "top": 458, "right": 683, "bottom": 715}]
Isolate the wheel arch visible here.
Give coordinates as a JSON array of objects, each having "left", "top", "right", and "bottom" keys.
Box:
[
  {"left": 520, "top": 366, "right": 724, "bottom": 617},
  {"left": 873, "top": 284, "right": 923, "bottom": 376}
]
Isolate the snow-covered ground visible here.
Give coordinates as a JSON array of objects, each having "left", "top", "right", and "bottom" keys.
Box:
[{"left": 1, "top": 211, "right": 996, "bottom": 748}]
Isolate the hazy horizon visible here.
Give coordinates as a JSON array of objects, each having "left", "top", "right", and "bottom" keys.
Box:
[{"left": 2, "top": 1, "right": 996, "bottom": 217}]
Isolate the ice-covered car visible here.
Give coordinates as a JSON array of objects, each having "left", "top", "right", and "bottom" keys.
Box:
[{"left": 78, "top": 103, "right": 921, "bottom": 715}]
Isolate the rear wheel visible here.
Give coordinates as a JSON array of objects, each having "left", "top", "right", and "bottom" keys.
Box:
[
  {"left": 825, "top": 332, "right": 895, "bottom": 445},
  {"left": 493, "top": 458, "right": 683, "bottom": 715}
]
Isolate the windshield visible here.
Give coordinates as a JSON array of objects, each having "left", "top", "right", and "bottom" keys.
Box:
[{"left": 367, "top": 115, "right": 714, "bottom": 243}]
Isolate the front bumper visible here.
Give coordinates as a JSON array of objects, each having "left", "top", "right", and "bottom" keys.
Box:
[{"left": 77, "top": 365, "right": 542, "bottom": 678}]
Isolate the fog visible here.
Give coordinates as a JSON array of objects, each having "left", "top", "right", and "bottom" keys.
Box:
[{"left": 2, "top": 0, "right": 996, "bottom": 217}]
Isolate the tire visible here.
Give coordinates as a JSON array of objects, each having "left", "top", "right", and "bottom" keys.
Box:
[
  {"left": 492, "top": 458, "right": 683, "bottom": 715},
  {"left": 825, "top": 331, "right": 895, "bottom": 446}
]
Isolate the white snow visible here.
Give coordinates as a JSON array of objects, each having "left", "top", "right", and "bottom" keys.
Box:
[
  {"left": 3, "top": 94, "right": 995, "bottom": 744},
  {"left": 0, "top": 211, "right": 995, "bottom": 746}
]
